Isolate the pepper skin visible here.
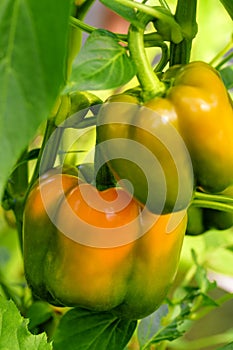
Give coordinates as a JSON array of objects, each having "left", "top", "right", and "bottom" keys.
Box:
[
  {"left": 97, "top": 94, "right": 193, "bottom": 214},
  {"left": 23, "top": 170, "right": 187, "bottom": 320},
  {"left": 97, "top": 62, "right": 233, "bottom": 215},
  {"left": 167, "top": 61, "right": 233, "bottom": 193}
]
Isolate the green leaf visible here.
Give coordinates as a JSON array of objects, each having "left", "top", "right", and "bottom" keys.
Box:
[
  {"left": 0, "top": 296, "right": 52, "bottom": 349},
  {"left": 220, "top": 0, "right": 233, "bottom": 19},
  {"left": 137, "top": 304, "right": 169, "bottom": 348},
  {"left": 99, "top": 0, "right": 144, "bottom": 28},
  {"left": 137, "top": 303, "right": 190, "bottom": 349},
  {"left": 219, "top": 66, "right": 233, "bottom": 90},
  {"left": 0, "top": 0, "right": 72, "bottom": 196},
  {"left": 26, "top": 301, "right": 54, "bottom": 332},
  {"left": 68, "top": 29, "right": 136, "bottom": 91},
  {"left": 218, "top": 341, "right": 233, "bottom": 350},
  {"left": 53, "top": 307, "right": 137, "bottom": 350}
]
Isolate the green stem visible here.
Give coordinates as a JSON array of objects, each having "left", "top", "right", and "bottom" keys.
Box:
[
  {"left": 113, "top": 0, "right": 181, "bottom": 25},
  {"left": 194, "top": 191, "right": 233, "bottom": 204},
  {"left": 70, "top": 16, "right": 95, "bottom": 34},
  {"left": 26, "top": 119, "right": 60, "bottom": 197},
  {"left": 216, "top": 51, "right": 233, "bottom": 70},
  {"left": 154, "top": 43, "right": 169, "bottom": 72},
  {"left": 169, "top": 0, "right": 197, "bottom": 65},
  {"left": 70, "top": 16, "right": 168, "bottom": 48},
  {"left": 2, "top": 150, "right": 29, "bottom": 251},
  {"left": 75, "top": 0, "right": 95, "bottom": 20},
  {"left": 191, "top": 199, "right": 233, "bottom": 213},
  {"left": 128, "top": 18, "right": 165, "bottom": 101},
  {"left": 209, "top": 35, "right": 233, "bottom": 68},
  {"left": 94, "top": 135, "right": 116, "bottom": 191},
  {"left": 12, "top": 199, "right": 24, "bottom": 252},
  {"left": 10, "top": 150, "right": 28, "bottom": 197},
  {"left": 143, "top": 33, "right": 169, "bottom": 72}
]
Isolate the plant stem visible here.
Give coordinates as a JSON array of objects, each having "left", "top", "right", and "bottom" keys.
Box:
[
  {"left": 113, "top": 0, "right": 180, "bottom": 24},
  {"left": 75, "top": 0, "right": 95, "bottom": 20},
  {"left": 194, "top": 191, "right": 233, "bottom": 204},
  {"left": 169, "top": 0, "right": 197, "bottom": 65},
  {"left": 209, "top": 35, "right": 233, "bottom": 68},
  {"left": 70, "top": 16, "right": 95, "bottom": 34},
  {"left": 94, "top": 134, "right": 116, "bottom": 191},
  {"left": 28, "top": 122, "right": 53, "bottom": 183},
  {"left": 216, "top": 51, "right": 233, "bottom": 70},
  {"left": 128, "top": 18, "right": 165, "bottom": 101},
  {"left": 3, "top": 150, "right": 29, "bottom": 250},
  {"left": 191, "top": 199, "right": 233, "bottom": 213},
  {"left": 70, "top": 17, "right": 168, "bottom": 47}
]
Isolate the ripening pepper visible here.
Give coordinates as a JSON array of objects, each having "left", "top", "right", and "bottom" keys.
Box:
[
  {"left": 23, "top": 169, "right": 187, "bottom": 320},
  {"left": 167, "top": 61, "right": 233, "bottom": 193},
  {"left": 97, "top": 61, "right": 233, "bottom": 215},
  {"left": 97, "top": 94, "right": 193, "bottom": 214}
]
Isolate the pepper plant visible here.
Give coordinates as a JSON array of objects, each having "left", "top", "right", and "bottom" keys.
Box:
[{"left": 0, "top": 0, "right": 233, "bottom": 349}]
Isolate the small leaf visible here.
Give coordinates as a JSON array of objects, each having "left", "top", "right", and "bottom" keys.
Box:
[
  {"left": 53, "top": 307, "right": 137, "bottom": 350},
  {"left": 69, "top": 29, "right": 136, "bottom": 91},
  {"left": 0, "top": 296, "right": 52, "bottom": 349},
  {"left": 198, "top": 293, "right": 219, "bottom": 307},
  {"left": 138, "top": 304, "right": 169, "bottom": 348},
  {"left": 26, "top": 301, "right": 54, "bottom": 332}
]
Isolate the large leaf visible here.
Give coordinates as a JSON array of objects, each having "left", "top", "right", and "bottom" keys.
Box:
[
  {"left": 67, "top": 29, "right": 136, "bottom": 91},
  {"left": 0, "top": 297, "right": 52, "bottom": 349},
  {"left": 53, "top": 307, "right": 137, "bottom": 350},
  {"left": 220, "top": 0, "right": 233, "bottom": 19},
  {"left": 0, "top": 0, "right": 72, "bottom": 196}
]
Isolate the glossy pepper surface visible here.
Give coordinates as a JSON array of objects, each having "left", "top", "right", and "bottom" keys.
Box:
[
  {"left": 167, "top": 61, "right": 233, "bottom": 193},
  {"left": 23, "top": 169, "right": 187, "bottom": 320},
  {"left": 97, "top": 94, "right": 193, "bottom": 214},
  {"left": 97, "top": 61, "right": 233, "bottom": 215}
]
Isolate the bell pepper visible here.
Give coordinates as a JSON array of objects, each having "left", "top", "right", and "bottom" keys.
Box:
[
  {"left": 97, "top": 94, "right": 193, "bottom": 214},
  {"left": 23, "top": 169, "right": 187, "bottom": 319},
  {"left": 97, "top": 61, "right": 233, "bottom": 215},
  {"left": 167, "top": 61, "right": 233, "bottom": 193}
]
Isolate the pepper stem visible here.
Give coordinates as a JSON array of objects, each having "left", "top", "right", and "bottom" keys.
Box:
[
  {"left": 128, "top": 16, "right": 165, "bottom": 102},
  {"left": 192, "top": 191, "right": 233, "bottom": 213},
  {"left": 169, "top": 0, "right": 197, "bottom": 66}
]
